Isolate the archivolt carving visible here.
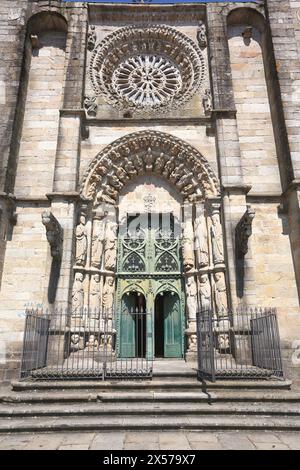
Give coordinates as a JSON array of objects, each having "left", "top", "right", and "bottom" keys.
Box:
[
  {"left": 81, "top": 131, "right": 220, "bottom": 203},
  {"left": 89, "top": 25, "right": 206, "bottom": 112}
]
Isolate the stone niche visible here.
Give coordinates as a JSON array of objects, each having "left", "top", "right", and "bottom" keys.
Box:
[{"left": 84, "top": 5, "right": 210, "bottom": 120}]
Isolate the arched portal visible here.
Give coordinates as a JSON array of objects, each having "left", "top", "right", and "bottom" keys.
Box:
[{"left": 73, "top": 131, "right": 227, "bottom": 361}]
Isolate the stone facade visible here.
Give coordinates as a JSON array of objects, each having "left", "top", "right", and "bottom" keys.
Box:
[{"left": 0, "top": 1, "right": 300, "bottom": 382}]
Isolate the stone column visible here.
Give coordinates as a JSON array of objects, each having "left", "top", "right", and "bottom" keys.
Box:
[
  {"left": 207, "top": 4, "right": 250, "bottom": 308},
  {"left": 182, "top": 202, "right": 198, "bottom": 359}
]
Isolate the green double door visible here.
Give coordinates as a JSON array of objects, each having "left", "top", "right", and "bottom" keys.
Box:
[
  {"left": 119, "top": 289, "right": 182, "bottom": 359},
  {"left": 117, "top": 213, "right": 183, "bottom": 359}
]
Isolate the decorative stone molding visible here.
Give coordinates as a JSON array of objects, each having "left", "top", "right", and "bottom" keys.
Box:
[
  {"left": 87, "top": 25, "right": 96, "bottom": 52},
  {"left": 89, "top": 25, "right": 206, "bottom": 113},
  {"left": 81, "top": 131, "right": 220, "bottom": 204},
  {"left": 197, "top": 20, "right": 207, "bottom": 48},
  {"left": 235, "top": 205, "right": 255, "bottom": 258},
  {"left": 83, "top": 95, "right": 97, "bottom": 117},
  {"left": 202, "top": 89, "right": 212, "bottom": 114},
  {"left": 0, "top": 192, "right": 17, "bottom": 238},
  {"left": 41, "top": 211, "right": 63, "bottom": 260}
]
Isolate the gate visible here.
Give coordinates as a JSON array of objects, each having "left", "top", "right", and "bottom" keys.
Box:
[
  {"left": 21, "top": 312, "right": 50, "bottom": 379},
  {"left": 196, "top": 307, "right": 284, "bottom": 381},
  {"left": 196, "top": 309, "right": 215, "bottom": 381},
  {"left": 20, "top": 307, "right": 153, "bottom": 380}
]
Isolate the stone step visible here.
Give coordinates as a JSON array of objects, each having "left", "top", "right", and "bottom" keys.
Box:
[
  {"left": 1, "top": 415, "right": 300, "bottom": 433},
  {"left": 2, "top": 389, "right": 300, "bottom": 404},
  {"left": 97, "top": 391, "right": 300, "bottom": 403},
  {"left": 0, "top": 402, "right": 299, "bottom": 417},
  {"left": 11, "top": 378, "right": 292, "bottom": 392}
]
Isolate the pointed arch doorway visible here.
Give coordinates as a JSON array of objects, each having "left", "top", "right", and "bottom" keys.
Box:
[{"left": 116, "top": 176, "right": 185, "bottom": 360}]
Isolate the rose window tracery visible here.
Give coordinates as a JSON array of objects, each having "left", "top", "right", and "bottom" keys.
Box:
[
  {"left": 89, "top": 25, "right": 206, "bottom": 112},
  {"left": 112, "top": 55, "right": 182, "bottom": 109}
]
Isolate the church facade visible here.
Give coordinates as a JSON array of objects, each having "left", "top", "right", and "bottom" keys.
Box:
[{"left": 1, "top": 0, "right": 300, "bottom": 382}]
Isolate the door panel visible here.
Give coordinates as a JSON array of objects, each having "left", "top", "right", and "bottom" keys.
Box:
[
  {"left": 164, "top": 293, "right": 182, "bottom": 358},
  {"left": 119, "top": 294, "right": 135, "bottom": 358}
]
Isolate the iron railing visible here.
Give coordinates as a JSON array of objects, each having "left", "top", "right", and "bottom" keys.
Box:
[
  {"left": 20, "top": 307, "right": 153, "bottom": 380},
  {"left": 197, "top": 307, "right": 284, "bottom": 381}
]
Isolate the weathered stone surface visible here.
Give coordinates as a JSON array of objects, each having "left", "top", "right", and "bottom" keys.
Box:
[{"left": 0, "top": 0, "right": 299, "bottom": 386}]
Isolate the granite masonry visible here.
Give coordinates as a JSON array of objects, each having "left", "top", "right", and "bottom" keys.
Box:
[{"left": 0, "top": 0, "right": 300, "bottom": 383}]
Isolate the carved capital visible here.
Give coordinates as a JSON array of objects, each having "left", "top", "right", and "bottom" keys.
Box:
[{"left": 42, "top": 211, "right": 63, "bottom": 260}]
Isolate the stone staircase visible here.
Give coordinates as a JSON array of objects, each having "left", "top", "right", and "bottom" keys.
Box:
[{"left": 0, "top": 366, "right": 300, "bottom": 433}]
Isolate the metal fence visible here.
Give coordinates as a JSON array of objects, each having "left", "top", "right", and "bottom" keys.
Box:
[
  {"left": 197, "top": 308, "right": 284, "bottom": 382},
  {"left": 20, "top": 307, "right": 153, "bottom": 380}
]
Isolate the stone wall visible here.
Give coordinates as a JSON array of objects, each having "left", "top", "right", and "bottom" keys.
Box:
[
  {"left": 14, "top": 31, "right": 66, "bottom": 198},
  {"left": 228, "top": 25, "right": 281, "bottom": 194}
]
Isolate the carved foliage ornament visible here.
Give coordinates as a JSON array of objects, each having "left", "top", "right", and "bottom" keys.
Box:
[
  {"left": 89, "top": 25, "right": 206, "bottom": 112},
  {"left": 81, "top": 131, "right": 219, "bottom": 204}
]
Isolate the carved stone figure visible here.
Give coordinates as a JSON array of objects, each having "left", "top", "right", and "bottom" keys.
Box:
[
  {"left": 84, "top": 95, "right": 97, "bottom": 117},
  {"left": 104, "top": 222, "right": 117, "bottom": 271},
  {"left": 89, "top": 274, "right": 101, "bottom": 316},
  {"left": 133, "top": 153, "right": 144, "bottom": 173},
  {"left": 199, "top": 274, "right": 211, "bottom": 311},
  {"left": 188, "top": 334, "right": 197, "bottom": 352},
  {"left": 102, "top": 276, "right": 115, "bottom": 313},
  {"left": 186, "top": 276, "right": 198, "bottom": 322},
  {"left": 211, "top": 208, "right": 224, "bottom": 265},
  {"left": 41, "top": 211, "right": 63, "bottom": 260},
  {"left": 124, "top": 157, "right": 137, "bottom": 177},
  {"left": 194, "top": 215, "right": 209, "bottom": 268},
  {"left": 235, "top": 205, "right": 255, "bottom": 258},
  {"left": 91, "top": 216, "right": 106, "bottom": 268},
  {"left": 214, "top": 272, "right": 228, "bottom": 315},
  {"left": 85, "top": 334, "right": 99, "bottom": 351},
  {"left": 169, "top": 164, "right": 185, "bottom": 184},
  {"left": 145, "top": 147, "right": 154, "bottom": 172},
  {"left": 154, "top": 152, "right": 165, "bottom": 173},
  {"left": 182, "top": 220, "right": 195, "bottom": 271},
  {"left": 87, "top": 25, "right": 96, "bottom": 51},
  {"left": 107, "top": 173, "right": 123, "bottom": 191},
  {"left": 72, "top": 272, "right": 84, "bottom": 317},
  {"left": 75, "top": 214, "right": 87, "bottom": 267},
  {"left": 162, "top": 157, "right": 175, "bottom": 178},
  {"left": 197, "top": 20, "right": 207, "bottom": 48},
  {"left": 176, "top": 172, "right": 193, "bottom": 190},
  {"left": 99, "top": 333, "right": 113, "bottom": 351},
  {"left": 112, "top": 164, "right": 130, "bottom": 184},
  {"left": 70, "top": 334, "right": 84, "bottom": 352},
  {"left": 203, "top": 89, "right": 212, "bottom": 113},
  {"left": 218, "top": 333, "right": 230, "bottom": 351}
]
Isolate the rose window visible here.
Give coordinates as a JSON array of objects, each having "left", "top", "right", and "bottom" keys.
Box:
[
  {"left": 112, "top": 55, "right": 182, "bottom": 109},
  {"left": 89, "top": 25, "right": 206, "bottom": 113}
]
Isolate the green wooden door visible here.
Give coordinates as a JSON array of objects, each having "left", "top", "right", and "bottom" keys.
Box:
[
  {"left": 164, "top": 293, "right": 182, "bottom": 358},
  {"left": 119, "top": 294, "right": 135, "bottom": 358}
]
